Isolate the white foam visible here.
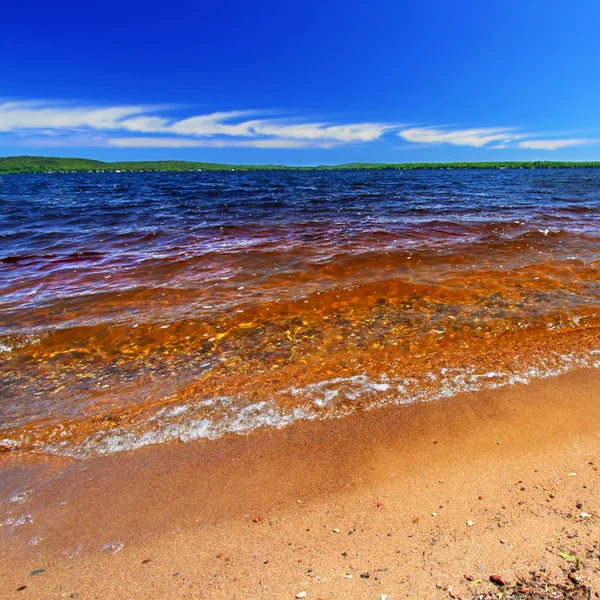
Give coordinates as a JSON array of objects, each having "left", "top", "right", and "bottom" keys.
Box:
[
  {"left": 9, "top": 490, "right": 32, "bottom": 504},
  {"left": 13, "top": 514, "right": 33, "bottom": 528},
  {"left": 101, "top": 542, "right": 124, "bottom": 554},
  {"left": 16, "top": 345, "right": 600, "bottom": 459}
]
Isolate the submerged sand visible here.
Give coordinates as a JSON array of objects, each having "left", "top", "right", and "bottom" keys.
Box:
[{"left": 3, "top": 368, "right": 600, "bottom": 599}]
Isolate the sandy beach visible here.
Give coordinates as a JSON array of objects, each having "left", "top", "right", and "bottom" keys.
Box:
[
  {"left": 2, "top": 367, "right": 600, "bottom": 599},
  {"left": 4, "top": 0, "right": 600, "bottom": 597}
]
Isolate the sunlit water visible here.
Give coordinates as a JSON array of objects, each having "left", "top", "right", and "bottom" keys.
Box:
[{"left": 1, "top": 169, "right": 600, "bottom": 457}]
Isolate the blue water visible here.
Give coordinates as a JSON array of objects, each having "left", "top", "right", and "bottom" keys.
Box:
[{"left": 1, "top": 169, "right": 600, "bottom": 457}]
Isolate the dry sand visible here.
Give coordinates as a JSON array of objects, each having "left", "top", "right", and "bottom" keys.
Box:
[{"left": 3, "top": 368, "right": 600, "bottom": 599}]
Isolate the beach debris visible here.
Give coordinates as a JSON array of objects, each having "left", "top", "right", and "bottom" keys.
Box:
[
  {"left": 360, "top": 571, "right": 370, "bottom": 579},
  {"left": 295, "top": 592, "right": 306, "bottom": 598},
  {"left": 489, "top": 574, "right": 506, "bottom": 586},
  {"left": 432, "top": 512, "right": 437, "bottom": 517},
  {"left": 568, "top": 571, "right": 582, "bottom": 584},
  {"left": 333, "top": 528, "right": 339, "bottom": 533},
  {"left": 17, "top": 585, "right": 27, "bottom": 591},
  {"left": 30, "top": 569, "right": 45, "bottom": 576},
  {"left": 29, "top": 536, "right": 43, "bottom": 546},
  {"left": 464, "top": 574, "right": 475, "bottom": 581},
  {"left": 412, "top": 517, "right": 420, "bottom": 524},
  {"left": 569, "top": 472, "right": 577, "bottom": 476},
  {"left": 252, "top": 516, "right": 264, "bottom": 522},
  {"left": 141, "top": 558, "right": 151, "bottom": 564},
  {"left": 101, "top": 542, "right": 124, "bottom": 555},
  {"left": 380, "top": 595, "right": 387, "bottom": 600},
  {"left": 558, "top": 550, "right": 581, "bottom": 569},
  {"left": 580, "top": 512, "right": 592, "bottom": 519},
  {"left": 466, "top": 520, "right": 474, "bottom": 527}
]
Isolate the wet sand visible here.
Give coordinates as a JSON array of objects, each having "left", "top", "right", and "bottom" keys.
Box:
[{"left": 3, "top": 368, "right": 600, "bottom": 599}]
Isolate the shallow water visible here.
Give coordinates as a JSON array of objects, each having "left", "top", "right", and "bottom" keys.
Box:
[{"left": 1, "top": 169, "right": 600, "bottom": 457}]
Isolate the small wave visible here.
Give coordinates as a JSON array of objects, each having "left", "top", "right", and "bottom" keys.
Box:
[{"left": 7, "top": 346, "right": 600, "bottom": 459}]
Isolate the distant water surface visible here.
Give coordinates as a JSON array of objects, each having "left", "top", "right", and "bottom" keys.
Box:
[{"left": 1, "top": 169, "right": 600, "bottom": 456}]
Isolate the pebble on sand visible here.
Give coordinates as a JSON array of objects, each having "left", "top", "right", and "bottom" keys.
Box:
[
  {"left": 466, "top": 520, "right": 474, "bottom": 527},
  {"left": 295, "top": 592, "right": 307, "bottom": 599}
]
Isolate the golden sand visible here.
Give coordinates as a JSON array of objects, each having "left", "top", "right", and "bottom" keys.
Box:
[{"left": 2, "top": 368, "right": 600, "bottom": 598}]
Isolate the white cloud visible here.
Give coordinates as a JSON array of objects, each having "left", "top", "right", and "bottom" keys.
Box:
[
  {"left": 169, "top": 114, "right": 387, "bottom": 142},
  {"left": 120, "top": 115, "right": 171, "bottom": 133},
  {"left": 168, "top": 111, "right": 260, "bottom": 137},
  {"left": 398, "top": 125, "right": 598, "bottom": 151},
  {"left": 517, "top": 138, "right": 592, "bottom": 150},
  {"left": 0, "top": 100, "right": 388, "bottom": 148},
  {"left": 0, "top": 100, "right": 148, "bottom": 132},
  {"left": 398, "top": 127, "right": 522, "bottom": 147},
  {"left": 1, "top": 100, "right": 596, "bottom": 152},
  {"left": 247, "top": 121, "right": 388, "bottom": 142},
  {"left": 108, "top": 137, "right": 338, "bottom": 149}
]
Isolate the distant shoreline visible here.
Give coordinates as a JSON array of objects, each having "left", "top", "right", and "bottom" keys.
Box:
[{"left": 2, "top": 155, "right": 600, "bottom": 174}]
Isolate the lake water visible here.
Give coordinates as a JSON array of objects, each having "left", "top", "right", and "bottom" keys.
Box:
[{"left": 2, "top": 169, "right": 600, "bottom": 457}]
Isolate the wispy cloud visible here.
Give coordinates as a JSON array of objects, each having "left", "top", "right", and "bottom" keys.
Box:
[
  {"left": 516, "top": 138, "right": 592, "bottom": 150},
  {"left": 398, "top": 125, "right": 597, "bottom": 151},
  {"left": 1, "top": 101, "right": 596, "bottom": 152},
  {"left": 0, "top": 100, "right": 389, "bottom": 148},
  {"left": 246, "top": 121, "right": 389, "bottom": 142},
  {"left": 398, "top": 127, "right": 523, "bottom": 147},
  {"left": 0, "top": 100, "right": 148, "bottom": 132},
  {"left": 108, "top": 137, "right": 339, "bottom": 149}
]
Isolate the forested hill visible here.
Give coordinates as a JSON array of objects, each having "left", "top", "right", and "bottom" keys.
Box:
[
  {"left": 2, "top": 156, "right": 600, "bottom": 174},
  {"left": 0, "top": 156, "right": 286, "bottom": 173}
]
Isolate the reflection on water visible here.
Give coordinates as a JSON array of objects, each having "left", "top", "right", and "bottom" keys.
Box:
[{"left": 1, "top": 169, "right": 600, "bottom": 456}]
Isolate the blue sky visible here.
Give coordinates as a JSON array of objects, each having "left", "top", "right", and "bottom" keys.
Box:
[{"left": 2, "top": 0, "right": 600, "bottom": 164}]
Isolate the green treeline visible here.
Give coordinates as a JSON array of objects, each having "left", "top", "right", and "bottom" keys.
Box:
[{"left": 2, "top": 156, "right": 600, "bottom": 174}]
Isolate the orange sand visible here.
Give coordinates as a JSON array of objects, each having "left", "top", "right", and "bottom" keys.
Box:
[{"left": 3, "top": 368, "right": 600, "bottom": 599}]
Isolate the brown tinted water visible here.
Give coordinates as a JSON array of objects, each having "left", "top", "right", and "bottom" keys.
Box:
[{"left": 1, "top": 169, "right": 600, "bottom": 457}]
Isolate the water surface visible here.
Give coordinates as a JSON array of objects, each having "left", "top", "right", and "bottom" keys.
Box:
[{"left": 2, "top": 169, "right": 600, "bottom": 456}]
